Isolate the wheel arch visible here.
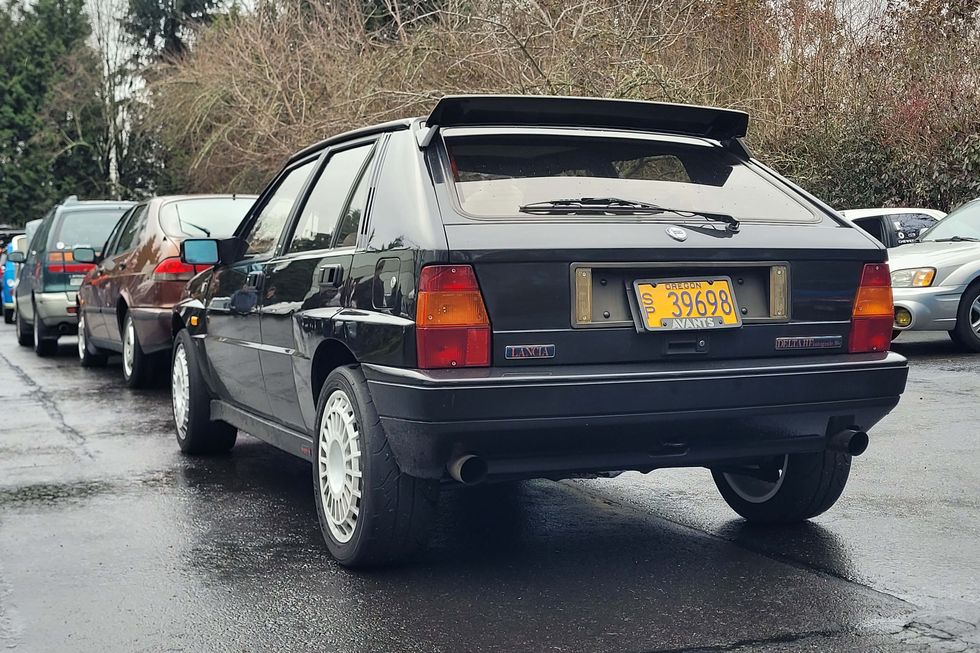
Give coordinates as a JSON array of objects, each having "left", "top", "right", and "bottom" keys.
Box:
[{"left": 311, "top": 339, "right": 358, "bottom": 404}]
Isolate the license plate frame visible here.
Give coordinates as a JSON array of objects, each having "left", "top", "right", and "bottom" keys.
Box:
[{"left": 632, "top": 276, "right": 742, "bottom": 332}]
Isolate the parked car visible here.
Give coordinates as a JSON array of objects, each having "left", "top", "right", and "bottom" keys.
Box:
[
  {"left": 170, "top": 95, "right": 908, "bottom": 567},
  {"left": 840, "top": 208, "right": 945, "bottom": 247},
  {"left": 3, "top": 234, "right": 28, "bottom": 323},
  {"left": 12, "top": 219, "right": 42, "bottom": 321},
  {"left": 75, "top": 195, "right": 256, "bottom": 387},
  {"left": 9, "top": 197, "right": 134, "bottom": 355},
  {"left": 888, "top": 198, "right": 980, "bottom": 350}
]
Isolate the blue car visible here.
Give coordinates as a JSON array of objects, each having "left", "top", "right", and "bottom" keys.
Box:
[{"left": 3, "top": 238, "right": 21, "bottom": 323}]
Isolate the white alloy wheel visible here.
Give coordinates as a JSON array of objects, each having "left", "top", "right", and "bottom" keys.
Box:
[
  {"left": 123, "top": 317, "right": 136, "bottom": 378},
  {"left": 77, "top": 315, "right": 87, "bottom": 360},
  {"left": 34, "top": 315, "right": 41, "bottom": 345},
  {"left": 172, "top": 343, "right": 190, "bottom": 438},
  {"left": 722, "top": 455, "right": 789, "bottom": 504},
  {"left": 318, "top": 389, "right": 363, "bottom": 544}
]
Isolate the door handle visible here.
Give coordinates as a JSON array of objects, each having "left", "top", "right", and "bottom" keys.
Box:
[
  {"left": 245, "top": 270, "right": 265, "bottom": 289},
  {"left": 318, "top": 264, "right": 343, "bottom": 288}
]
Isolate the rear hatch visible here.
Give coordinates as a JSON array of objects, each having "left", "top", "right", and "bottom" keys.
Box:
[
  {"left": 434, "top": 127, "right": 886, "bottom": 367},
  {"left": 43, "top": 206, "right": 129, "bottom": 292}
]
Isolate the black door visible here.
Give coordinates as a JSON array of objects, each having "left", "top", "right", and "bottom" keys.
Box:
[
  {"left": 204, "top": 158, "right": 317, "bottom": 416},
  {"left": 259, "top": 141, "right": 377, "bottom": 431}
]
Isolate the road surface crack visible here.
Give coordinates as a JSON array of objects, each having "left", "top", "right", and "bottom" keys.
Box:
[{"left": 0, "top": 352, "right": 93, "bottom": 459}]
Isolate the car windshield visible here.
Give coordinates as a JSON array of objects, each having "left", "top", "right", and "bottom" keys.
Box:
[
  {"left": 54, "top": 208, "right": 130, "bottom": 249},
  {"left": 444, "top": 132, "right": 817, "bottom": 222},
  {"left": 160, "top": 197, "right": 255, "bottom": 239},
  {"left": 920, "top": 200, "right": 980, "bottom": 241}
]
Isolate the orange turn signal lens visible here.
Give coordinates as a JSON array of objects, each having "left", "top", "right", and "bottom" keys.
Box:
[
  {"left": 416, "top": 291, "right": 488, "bottom": 327},
  {"left": 852, "top": 286, "right": 893, "bottom": 317}
]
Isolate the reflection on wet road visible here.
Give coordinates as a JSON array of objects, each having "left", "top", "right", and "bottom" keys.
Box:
[{"left": 0, "top": 330, "right": 977, "bottom": 651}]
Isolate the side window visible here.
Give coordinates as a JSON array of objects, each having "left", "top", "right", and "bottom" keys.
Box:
[
  {"left": 335, "top": 160, "right": 375, "bottom": 248},
  {"left": 112, "top": 205, "right": 148, "bottom": 256},
  {"left": 246, "top": 159, "right": 317, "bottom": 257},
  {"left": 102, "top": 207, "right": 135, "bottom": 256},
  {"left": 853, "top": 217, "right": 886, "bottom": 245},
  {"left": 287, "top": 144, "right": 374, "bottom": 254}
]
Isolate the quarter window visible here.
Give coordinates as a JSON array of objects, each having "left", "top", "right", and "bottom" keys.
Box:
[
  {"left": 335, "top": 161, "right": 375, "bottom": 248},
  {"left": 287, "top": 144, "right": 374, "bottom": 254},
  {"left": 246, "top": 159, "right": 316, "bottom": 257}
]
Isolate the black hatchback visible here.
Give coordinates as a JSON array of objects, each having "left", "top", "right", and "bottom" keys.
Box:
[{"left": 171, "top": 95, "right": 908, "bottom": 567}]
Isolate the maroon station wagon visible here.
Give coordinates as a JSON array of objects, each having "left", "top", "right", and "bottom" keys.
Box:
[{"left": 75, "top": 195, "right": 256, "bottom": 386}]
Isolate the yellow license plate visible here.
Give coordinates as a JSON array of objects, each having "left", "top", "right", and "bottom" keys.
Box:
[{"left": 633, "top": 277, "right": 741, "bottom": 331}]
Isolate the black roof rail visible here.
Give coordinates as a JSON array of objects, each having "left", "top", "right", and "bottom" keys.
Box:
[{"left": 425, "top": 95, "right": 749, "bottom": 141}]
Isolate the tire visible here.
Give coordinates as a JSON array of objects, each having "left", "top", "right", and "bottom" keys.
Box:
[
  {"left": 78, "top": 312, "right": 108, "bottom": 368},
  {"left": 33, "top": 306, "right": 57, "bottom": 357},
  {"left": 171, "top": 329, "right": 237, "bottom": 455},
  {"left": 15, "top": 308, "right": 32, "bottom": 347},
  {"left": 313, "top": 365, "right": 439, "bottom": 568},
  {"left": 3, "top": 308, "right": 13, "bottom": 324},
  {"left": 122, "top": 312, "right": 155, "bottom": 387},
  {"left": 951, "top": 282, "right": 980, "bottom": 353},
  {"left": 711, "top": 451, "right": 851, "bottom": 523}
]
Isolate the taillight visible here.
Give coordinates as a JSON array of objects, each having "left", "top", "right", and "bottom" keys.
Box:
[
  {"left": 47, "top": 251, "right": 93, "bottom": 274},
  {"left": 415, "top": 265, "right": 491, "bottom": 369},
  {"left": 152, "top": 257, "right": 208, "bottom": 281},
  {"left": 849, "top": 263, "right": 893, "bottom": 353}
]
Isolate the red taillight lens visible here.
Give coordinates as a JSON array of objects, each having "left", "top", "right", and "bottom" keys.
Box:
[
  {"left": 415, "top": 265, "right": 491, "bottom": 369},
  {"left": 152, "top": 257, "right": 205, "bottom": 281},
  {"left": 849, "top": 263, "right": 893, "bottom": 353},
  {"left": 46, "top": 251, "right": 93, "bottom": 275}
]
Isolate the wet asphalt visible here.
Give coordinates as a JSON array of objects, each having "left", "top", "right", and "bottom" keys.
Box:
[{"left": 0, "top": 327, "right": 977, "bottom": 653}]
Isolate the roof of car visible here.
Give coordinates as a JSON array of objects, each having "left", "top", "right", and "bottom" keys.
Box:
[{"left": 841, "top": 208, "right": 946, "bottom": 220}]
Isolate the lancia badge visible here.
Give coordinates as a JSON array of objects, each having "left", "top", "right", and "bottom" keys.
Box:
[{"left": 666, "top": 226, "right": 688, "bottom": 242}]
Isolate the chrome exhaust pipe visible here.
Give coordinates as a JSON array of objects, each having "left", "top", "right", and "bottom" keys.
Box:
[
  {"left": 448, "top": 454, "right": 488, "bottom": 485},
  {"left": 828, "top": 429, "right": 869, "bottom": 456}
]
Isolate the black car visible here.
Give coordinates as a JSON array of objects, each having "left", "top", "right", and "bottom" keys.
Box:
[{"left": 171, "top": 95, "right": 909, "bottom": 567}]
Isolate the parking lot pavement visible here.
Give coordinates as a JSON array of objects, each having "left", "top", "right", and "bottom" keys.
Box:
[{"left": 0, "top": 329, "right": 976, "bottom": 652}]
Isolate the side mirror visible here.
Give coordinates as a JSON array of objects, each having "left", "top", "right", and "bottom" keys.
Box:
[
  {"left": 181, "top": 239, "right": 220, "bottom": 265},
  {"left": 73, "top": 246, "right": 96, "bottom": 263},
  {"left": 7, "top": 251, "right": 25, "bottom": 264}
]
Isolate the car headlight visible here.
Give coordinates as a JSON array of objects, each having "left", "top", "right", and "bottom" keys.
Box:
[{"left": 891, "top": 267, "right": 936, "bottom": 288}]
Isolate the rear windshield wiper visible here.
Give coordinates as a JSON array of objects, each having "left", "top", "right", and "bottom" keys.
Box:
[
  {"left": 928, "top": 236, "right": 979, "bottom": 242},
  {"left": 518, "top": 197, "right": 740, "bottom": 233},
  {"left": 182, "top": 221, "right": 211, "bottom": 237}
]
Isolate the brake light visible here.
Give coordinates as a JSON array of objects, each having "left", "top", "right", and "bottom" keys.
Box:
[
  {"left": 47, "top": 251, "right": 93, "bottom": 275},
  {"left": 415, "top": 265, "right": 490, "bottom": 369},
  {"left": 152, "top": 257, "right": 209, "bottom": 281},
  {"left": 849, "top": 263, "right": 893, "bottom": 353}
]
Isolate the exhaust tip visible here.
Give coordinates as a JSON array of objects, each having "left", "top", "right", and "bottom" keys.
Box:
[
  {"left": 847, "top": 431, "right": 869, "bottom": 456},
  {"left": 448, "top": 454, "right": 488, "bottom": 485},
  {"left": 828, "top": 429, "right": 869, "bottom": 457}
]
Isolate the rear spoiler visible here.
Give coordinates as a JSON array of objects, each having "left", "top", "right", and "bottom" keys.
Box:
[{"left": 421, "top": 95, "right": 749, "bottom": 146}]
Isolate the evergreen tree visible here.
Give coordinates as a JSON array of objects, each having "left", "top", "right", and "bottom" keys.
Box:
[{"left": 0, "top": 0, "right": 107, "bottom": 226}]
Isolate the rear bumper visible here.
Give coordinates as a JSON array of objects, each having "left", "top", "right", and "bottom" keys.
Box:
[
  {"left": 364, "top": 353, "right": 909, "bottom": 479},
  {"left": 130, "top": 306, "right": 174, "bottom": 354},
  {"left": 34, "top": 291, "right": 77, "bottom": 332},
  {"left": 893, "top": 285, "right": 963, "bottom": 331}
]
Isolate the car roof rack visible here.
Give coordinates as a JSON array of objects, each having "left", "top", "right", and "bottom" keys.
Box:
[{"left": 424, "top": 95, "right": 749, "bottom": 143}]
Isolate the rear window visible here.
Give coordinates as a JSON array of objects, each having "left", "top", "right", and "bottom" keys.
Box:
[
  {"left": 159, "top": 196, "right": 255, "bottom": 239},
  {"left": 53, "top": 208, "right": 130, "bottom": 249},
  {"left": 444, "top": 133, "right": 816, "bottom": 222}
]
